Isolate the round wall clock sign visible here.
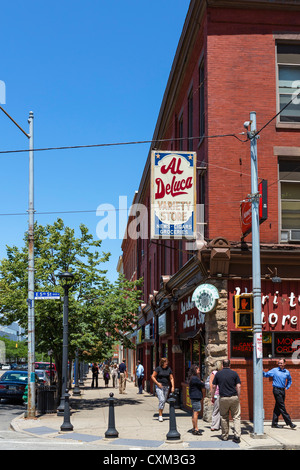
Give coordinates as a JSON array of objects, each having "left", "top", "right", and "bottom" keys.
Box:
[{"left": 192, "top": 283, "right": 219, "bottom": 313}]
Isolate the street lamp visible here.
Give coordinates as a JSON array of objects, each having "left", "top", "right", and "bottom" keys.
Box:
[{"left": 57, "top": 271, "right": 74, "bottom": 416}]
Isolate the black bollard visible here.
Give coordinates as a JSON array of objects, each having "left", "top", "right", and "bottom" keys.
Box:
[
  {"left": 166, "top": 393, "right": 181, "bottom": 441},
  {"left": 60, "top": 389, "right": 74, "bottom": 432},
  {"left": 105, "top": 393, "right": 119, "bottom": 438}
]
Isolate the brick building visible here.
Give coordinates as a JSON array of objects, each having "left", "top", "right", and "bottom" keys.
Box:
[{"left": 120, "top": 0, "right": 300, "bottom": 421}]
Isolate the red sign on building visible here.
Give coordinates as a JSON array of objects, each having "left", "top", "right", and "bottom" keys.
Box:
[{"left": 240, "top": 180, "right": 268, "bottom": 236}]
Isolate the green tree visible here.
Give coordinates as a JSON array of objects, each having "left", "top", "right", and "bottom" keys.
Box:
[
  {"left": 0, "top": 219, "right": 142, "bottom": 394},
  {"left": 0, "top": 336, "right": 27, "bottom": 363}
]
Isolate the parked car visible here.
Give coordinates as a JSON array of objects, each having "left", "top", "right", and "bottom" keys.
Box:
[
  {"left": 35, "top": 370, "right": 51, "bottom": 386},
  {"left": 15, "top": 363, "right": 28, "bottom": 370},
  {"left": 0, "top": 370, "right": 40, "bottom": 402},
  {"left": 1, "top": 364, "right": 11, "bottom": 370},
  {"left": 35, "top": 362, "right": 57, "bottom": 383}
]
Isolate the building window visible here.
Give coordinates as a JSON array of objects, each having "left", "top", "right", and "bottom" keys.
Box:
[
  {"left": 279, "top": 159, "right": 300, "bottom": 242},
  {"left": 183, "top": 339, "right": 205, "bottom": 380},
  {"left": 188, "top": 89, "right": 193, "bottom": 151},
  {"left": 277, "top": 43, "right": 300, "bottom": 123},
  {"left": 199, "top": 60, "right": 205, "bottom": 138},
  {"left": 231, "top": 331, "right": 300, "bottom": 359}
]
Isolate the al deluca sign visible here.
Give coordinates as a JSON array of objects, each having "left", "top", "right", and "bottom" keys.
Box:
[{"left": 151, "top": 150, "right": 196, "bottom": 239}]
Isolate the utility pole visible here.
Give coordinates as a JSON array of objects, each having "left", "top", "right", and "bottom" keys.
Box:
[
  {"left": 0, "top": 107, "right": 35, "bottom": 417},
  {"left": 248, "top": 111, "right": 264, "bottom": 436},
  {"left": 27, "top": 111, "right": 35, "bottom": 418}
]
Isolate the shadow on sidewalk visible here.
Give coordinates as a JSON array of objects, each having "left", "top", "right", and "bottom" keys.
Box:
[{"left": 69, "top": 396, "right": 144, "bottom": 412}]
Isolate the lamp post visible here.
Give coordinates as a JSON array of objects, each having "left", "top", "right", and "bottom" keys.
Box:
[{"left": 57, "top": 271, "right": 74, "bottom": 416}]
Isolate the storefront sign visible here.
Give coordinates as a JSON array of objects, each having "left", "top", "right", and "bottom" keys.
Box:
[
  {"left": 192, "top": 284, "right": 219, "bottom": 313},
  {"left": 275, "top": 334, "right": 300, "bottom": 355},
  {"left": 151, "top": 150, "right": 196, "bottom": 239},
  {"left": 136, "top": 328, "right": 143, "bottom": 345},
  {"left": 158, "top": 312, "right": 170, "bottom": 336},
  {"left": 233, "top": 285, "right": 300, "bottom": 330},
  {"left": 144, "top": 320, "right": 154, "bottom": 341},
  {"left": 179, "top": 296, "right": 205, "bottom": 332}
]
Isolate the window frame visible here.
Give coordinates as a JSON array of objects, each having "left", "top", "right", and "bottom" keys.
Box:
[
  {"left": 276, "top": 40, "right": 300, "bottom": 129},
  {"left": 279, "top": 158, "right": 300, "bottom": 241}
]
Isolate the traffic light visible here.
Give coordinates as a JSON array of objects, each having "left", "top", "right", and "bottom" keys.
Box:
[{"left": 235, "top": 293, "right": 253, "bottom": 329}]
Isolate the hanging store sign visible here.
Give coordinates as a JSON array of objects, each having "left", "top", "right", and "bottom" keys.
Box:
[{"left": 151, "top": 150, "right": 196, "bottom": 239}]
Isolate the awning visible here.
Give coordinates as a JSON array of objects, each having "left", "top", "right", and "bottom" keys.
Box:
[{"left": 178, "top": 328, "right": 203, "bottom": 340}]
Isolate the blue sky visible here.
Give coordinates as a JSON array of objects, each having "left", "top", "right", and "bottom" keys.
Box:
[{"left": 0, "top": 0, "right": 190, "bottom": 282}]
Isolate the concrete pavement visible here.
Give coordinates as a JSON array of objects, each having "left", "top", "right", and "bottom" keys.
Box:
[{"left": 11, "top": 371, "right": 300, "bottom": 450}]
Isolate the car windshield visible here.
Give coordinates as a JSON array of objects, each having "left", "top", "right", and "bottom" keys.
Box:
[
  {"left": 1, "top": 372, "right": 28, "bottom": 383},
  {"left": 35, "top": 363, "right": 49, "bottom": 370}
]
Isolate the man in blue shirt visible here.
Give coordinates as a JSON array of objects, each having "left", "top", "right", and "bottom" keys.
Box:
[
  {"left": 263, "top": 358, "right": 296, "bottom": 429},
  {"left": 136, "top": 360, "right": 144, "bottom": 394}
]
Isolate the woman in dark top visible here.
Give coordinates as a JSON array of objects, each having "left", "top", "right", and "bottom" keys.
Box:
[
  {"left": 151, "top": 357, "right": 175, "bottom": 422},
  {"left": 188, "top": 364, "right": 205, "bottom": 435}
]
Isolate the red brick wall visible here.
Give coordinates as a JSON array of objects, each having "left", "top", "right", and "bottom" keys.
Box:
[
  {"left": 231, "top": 359, "right": 300, "bottom": 421},
  {"left": 206, "top": 7, "right": 300, "bottom": 243}
]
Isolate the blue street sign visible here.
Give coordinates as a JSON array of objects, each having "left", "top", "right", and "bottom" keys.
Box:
[{"left": 34, "top": 292, "right": 60, "bottom": 300}]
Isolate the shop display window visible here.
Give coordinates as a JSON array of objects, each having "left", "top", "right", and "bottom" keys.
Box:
[{"left": 231, "top": 331, "right": 300, "bottom": 359}]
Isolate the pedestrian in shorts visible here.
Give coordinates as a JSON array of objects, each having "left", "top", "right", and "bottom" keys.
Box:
[{"left": 188, "top": 364, "right": 205, "bottom": 435}]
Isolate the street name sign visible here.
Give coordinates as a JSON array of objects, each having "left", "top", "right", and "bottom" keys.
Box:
[{"left": 34, "top": 292, "right": 60, "bottom": 300}]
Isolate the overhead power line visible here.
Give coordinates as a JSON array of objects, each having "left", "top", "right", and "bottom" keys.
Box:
[{"left": 0, "top": 132, "right": 246, "bottom": 156}]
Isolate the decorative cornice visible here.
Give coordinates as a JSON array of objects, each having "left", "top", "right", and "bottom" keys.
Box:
[{"left": 207, "top": 0, "right": 300, "bottom": 10}]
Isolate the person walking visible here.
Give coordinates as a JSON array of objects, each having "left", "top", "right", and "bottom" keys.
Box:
[
  {"left": 212, "top": 359, "right": 241, "bottom": 443},
  {"left": 91, "top": 363, "right": 99, "bottom": 388},
  {"left": 209, "top": 360, "right": 222, "bottom": 431},
  {"left": 103, "top": 364, "right": 110, "bottom": 388},
  {"left": 151, "top": 357, "right": 174, "bottom": 422},
  {"left": 136, "top": 360, "right": 144, "bottom": 394},
  {"left": 119, "top": 359, "right": 127, "bottom": 394},
  {"left": 263, "top": 358, "right": 296, "bottom": 429},
  {"left": 111, "top": 363, "right": 118, "bottom": 389},
  {"left": 188, "top": 364, "right": 205, "bottom": 435}
]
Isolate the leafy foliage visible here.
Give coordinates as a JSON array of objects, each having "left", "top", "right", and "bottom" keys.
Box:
[{"left": 0, "top": 219, "right": 142, "bottom": 373}]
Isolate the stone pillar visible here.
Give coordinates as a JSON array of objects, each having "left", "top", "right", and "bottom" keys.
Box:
[{"left": 203, "top": 279, "right": 228, "bottom": 422}]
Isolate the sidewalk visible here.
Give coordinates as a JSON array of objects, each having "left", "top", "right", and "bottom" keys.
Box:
[{"left": 11, "top": 371, "right": 300, "bottom": 450}]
